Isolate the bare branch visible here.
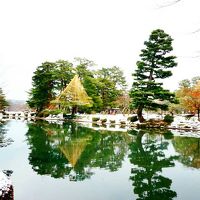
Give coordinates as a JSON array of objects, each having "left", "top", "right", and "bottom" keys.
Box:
[
  {"left": 157, "top": 0, "right": 182, "bottom": 8},
  {"left": 191, "top": 28, "right": 200, "bottom": 34},
  {"left": 191, "top": 55, "right": 200, "bottom": 58},
  {"left": 178, "top": 55, "right": 200, "bottom": 59}
]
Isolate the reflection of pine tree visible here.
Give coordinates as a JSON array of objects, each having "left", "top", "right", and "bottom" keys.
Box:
[{"left": 129, "top": 130, "right": 177, "bottom": 200}]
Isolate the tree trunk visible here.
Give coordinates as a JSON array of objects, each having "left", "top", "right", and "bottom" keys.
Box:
[
  {"left": 137, "top": 105, "right": 145, "bottom": 123},
  {"left": 71, "top": 105, "right": 78, "bottom": 116},
  {"left": 198, "top": 108, "right": 200, "bottom": 121},
  {"left": 136, "top": 131, "right": 145, "bottom": 154}
]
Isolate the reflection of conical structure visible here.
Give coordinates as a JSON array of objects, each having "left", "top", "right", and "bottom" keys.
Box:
[
  {"left": 51, "top": 75, "right": 92, "bottom": 107},
  {"left": 59, "top": 138, "right": 89, "bottom": 167}
]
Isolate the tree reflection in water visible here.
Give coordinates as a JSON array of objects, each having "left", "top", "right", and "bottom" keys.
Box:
[
  {"left": 0, "top": 121, "right": 14, "bottom": 200},
  {"left": 0, "top": 121, "right": 13, "bottom": 147},
  {"left": 26, "top": 121, "right": 132, "bottom": 181},
  {"left": 173, "top": 137, "right": 200, "bottom": 168},
  {"left": 128, "top": 129, "right": 178, "bottom": 200}
]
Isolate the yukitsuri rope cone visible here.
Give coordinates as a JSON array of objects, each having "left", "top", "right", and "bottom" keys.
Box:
[
  {"left": 51, "top": 75, "right": 92, "bottom": 111},
  {"left": 59, "top": 137, "right": 90, "bottom": 167}
]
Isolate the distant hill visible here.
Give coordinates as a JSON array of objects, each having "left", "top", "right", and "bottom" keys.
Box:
[{"left": 7, "top": 100, "right": 29, "bottom": 111}]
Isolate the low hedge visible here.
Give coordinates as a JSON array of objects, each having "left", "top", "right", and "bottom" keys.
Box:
[
  {"left": 127, "top": 115, "right": 138, "bottom": 122},
  {"left": 92, "top": 117, "right": 100, "bottom": 122},
  {"left": 164, "top": 114, "right": 174, "bottom": 124},
  {"left": 101, "top": 119, "right": 107, "bottom": 123}
]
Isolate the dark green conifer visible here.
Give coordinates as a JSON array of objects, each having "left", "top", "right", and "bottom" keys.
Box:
[{"left": 130, "top": 29, "right": 177, "bottom": 122}]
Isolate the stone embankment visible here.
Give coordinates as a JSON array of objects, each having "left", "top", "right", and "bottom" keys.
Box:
[
  {"left": 75, "top": 114, "right": 200, "bottom": 132},
  {"left": 168, "top": 115, "right": 200, "bottom": 130}
]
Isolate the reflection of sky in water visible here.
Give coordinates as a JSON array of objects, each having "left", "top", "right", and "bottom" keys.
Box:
[
  {"left": 163, "top": 162, "right": 200, "bottom": 200},
  {"left": 0, "top": 120, "right": 200, "bottom": 200}
]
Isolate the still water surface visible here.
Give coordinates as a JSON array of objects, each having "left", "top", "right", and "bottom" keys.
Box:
[{"left": 1, "top": 120, "right": 200, "bottom": 200}]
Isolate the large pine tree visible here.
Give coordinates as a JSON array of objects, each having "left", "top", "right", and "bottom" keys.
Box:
[{"left": 130, "top": 29, "right": 177, "bottom": 122}]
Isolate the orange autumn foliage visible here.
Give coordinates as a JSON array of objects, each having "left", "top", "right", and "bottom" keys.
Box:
[{"left": 177, "top": 80, "right": 200, "bottom": 120}]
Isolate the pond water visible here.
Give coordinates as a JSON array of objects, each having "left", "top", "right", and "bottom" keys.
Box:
[{"left": 1, "top": 120, "right": 200, "bottom": 200}]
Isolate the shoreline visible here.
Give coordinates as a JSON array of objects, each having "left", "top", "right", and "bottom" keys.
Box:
[{"left": 1, "top": 113, "right": 200, "bottom": 133}]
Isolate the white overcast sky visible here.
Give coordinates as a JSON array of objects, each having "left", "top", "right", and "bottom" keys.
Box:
[{"left": 0, "top": 0, "right": 200, "bottom": 100}]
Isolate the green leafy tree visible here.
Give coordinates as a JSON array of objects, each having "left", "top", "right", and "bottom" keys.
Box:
[
  {"left": 74, "top": 58, "right": 127, "bottom": 112},
  {"left": 130, "top": 29, "right": 177, "bottom": 122},
  {"left": 98, "top": 78, "right": 118, "bottom": 110},
  {"left": 81, "top": 76, "right": 103, "bottom": 112},
  {"left": 28, "top": 57, "right": 128, "bottom": 114},
  {"left": 27, "top": 62, "right": 56, "bottom": 112},
  {"left": 53, "top": 60, "right": 75, "bottom": 92},
  {"left": 97, "top": 66, "right": 127, "bottom": 90},
  {"left": 74, "top": 57, "right": 95, "bottom": 79},
  {"left": 0, "top": 88, "right": 9, "bottom": 111},
  {"left": 97, "top": 66, "right": 127, "bottom": 110}
]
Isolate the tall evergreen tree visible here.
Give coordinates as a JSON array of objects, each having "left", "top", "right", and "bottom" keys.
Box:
[
  {"left": 130, "top": 29, "right": 177, "bottom": 122},
  {"left": 27, "top": 62, "right": 56, "bottom": 112}
]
